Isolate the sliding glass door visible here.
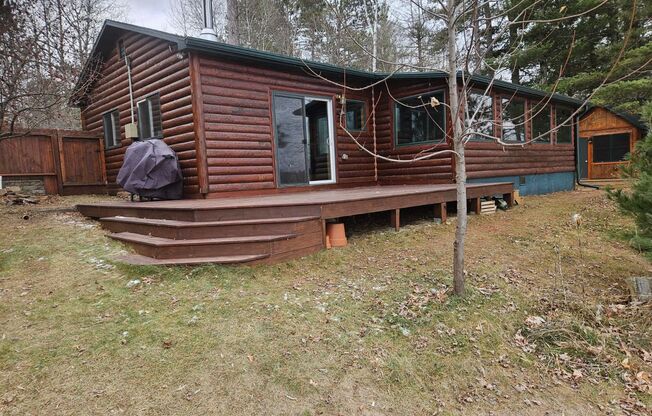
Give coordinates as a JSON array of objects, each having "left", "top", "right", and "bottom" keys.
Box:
[{"left": 273, "top": 92, "right": 336, "bottom": 187}]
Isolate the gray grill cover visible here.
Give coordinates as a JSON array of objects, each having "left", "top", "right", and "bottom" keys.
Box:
[{"left": 116, "top": 139, "right": 183, "bottom": 200}]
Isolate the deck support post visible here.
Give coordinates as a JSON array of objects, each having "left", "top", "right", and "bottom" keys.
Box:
[
  {"left": 434, "top": 202, "right": 447, "bottom": 223},
  {"left": 504, "top": 192, "right": 514, "bottom": 208},
  {"left": 390, "top": 209, "right": 400, "bottom": 231},
  {"left": 469, "top": 197, "right": 481, "bottom": 214}
]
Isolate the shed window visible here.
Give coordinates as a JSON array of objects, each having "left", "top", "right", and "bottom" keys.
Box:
[
  {"left": 555, "top": 106, "right": 573, "bottom": 144},
  {"left": 531, "top": 103, "right": 551, "bottom": 143},
  {"left": 102, "top": 110, "right": 120, "bottom": 148},
  {"left": 345, "top": 100, "right": 365, "bottom": 131},
  {"left": 465, "top": 91, "right": 493, "bottom": 140},
  {"left": 394, "top": 91, "right": 446, "bottom": 146},
  {"left": 501, "top": 97, "right": 526, "bottom": 142},
  {"left": 137, "top": 93, "right": 162, "bottom": 140},
  {"left": 592, "top": 133, "right": 630, "bottom": 163}
]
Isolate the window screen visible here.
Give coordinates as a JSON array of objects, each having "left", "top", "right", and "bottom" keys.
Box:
[
  {"left": 555, "top": 106, "right": 573, "bottom": 144},
  {"left": 531, "top": 103, "right": 551, "bottom": 143},
  {"left": 592, "top": 133, "right": 630, "bottom": 163},
  {"left": 394, "top": 91, "right": 446, "bottom": 146},
  {"left": 137, "top": 93, "right": 162, "bottom": 139},
  {"left": 465, "top": 91, "right": 493, "bottom": 140},
  {"left": 345, "top": 100, "right": 365, "bottom": 131},
  {"left": 102, "top": 110, "right": 120, "bottom": 148},
  {"left": 501, "top": 97, "right": 526, "bottom": 142}
]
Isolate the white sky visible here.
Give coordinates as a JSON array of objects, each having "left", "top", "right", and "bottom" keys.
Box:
[{"left": 124, "top": 0, "right": 175, "bottom": 33}]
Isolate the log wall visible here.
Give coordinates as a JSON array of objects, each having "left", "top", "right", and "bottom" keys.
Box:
[
  {"left": 196, "top": 55, "right": 377, "bottom": 194},
  {"left": 80, "top": 33, "right": 198, "bottom": 194},
  {"left": 375, "top": 80, "right": 576, "bottom": 183},
  {"left": 375, "top": 79, "right": 454, "bottom": 184}
]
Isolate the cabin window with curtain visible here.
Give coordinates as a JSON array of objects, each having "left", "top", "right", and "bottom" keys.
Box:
[
  {"left": 465, "top": 91, "right": 493, "bottom": 140},
  {"left": 555, "top": 106, "right": 573, "bottom": 144},
  {"left": 394, "top": 91, "right": 446, "bottom": 146},
  {"left": 531, "top": 102, "right": 552, "bottom": 143},
  {"left": 137, "top": 93, "right": 162, "bottom": 140},
  {"left": 592, "top": 133, "right": 631, "bottom": 162},
  {"left": 500, "top": 97, "right": 526, "bottom": 142},
  {"left": 345, "top": 100, "right": 365, "bottom": 131},
  {"left": 102, "top": 110, "right": 120, "bottom": 149}
]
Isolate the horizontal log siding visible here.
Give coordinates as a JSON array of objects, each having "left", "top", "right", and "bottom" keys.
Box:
[
  {"left": 198, "top": 56, "right": 376, "bottom": 193},
  {"left": 376, "top": 80, "right": 454, "bottom": 184},
  {"left": 80, "top": 33, "right": 198, "bottom": 194},
  {"left": 464, "top": 143, "right": 575, "bottom": 178}
]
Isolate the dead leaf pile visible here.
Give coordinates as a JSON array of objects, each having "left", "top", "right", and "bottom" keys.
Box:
[{"left": 397, "top": 284, "right": 449, "bottom": 320}]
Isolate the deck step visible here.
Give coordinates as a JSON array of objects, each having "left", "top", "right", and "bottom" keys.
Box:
[
  {"left": 100, "top": 215, "right": 322, "bottom": 239},
  {"left": 109, "top": 232, "right": 297, "bottom": 246},
  {"left": 114, "top": 253, "right": 270, "bottom": 266},
  {"left": 100, "top": 215, "right": 320, "bottom": 227},
  {"left": 108, "top": 232, "right": 298, "bottom": 259}
]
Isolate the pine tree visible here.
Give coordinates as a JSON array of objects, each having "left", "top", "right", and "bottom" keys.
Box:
[{"left": 608, "top": 102, "right": 652, "bottom": 252}]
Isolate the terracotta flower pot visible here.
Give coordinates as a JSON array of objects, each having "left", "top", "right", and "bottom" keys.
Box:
[{"left": 326, "top": 223, "right": 347, "bottom": 247}]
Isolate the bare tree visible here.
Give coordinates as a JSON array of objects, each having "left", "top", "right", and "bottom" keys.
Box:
[
  {"left": 1, "top": 0, "right": 124, "bottom": 138},
  {"left": 303, "top": 0, "right": 646, "bottom": 296}
]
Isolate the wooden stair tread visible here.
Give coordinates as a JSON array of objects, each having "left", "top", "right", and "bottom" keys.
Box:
[
  {"left": 100, "top": 215, "right": 320, "bottom": 227},
  {"left": 109, "top": 232, "right": 297, "bottom": 246},
  {"left": 114, "top": 253, "right": 270, "bottom": 265}
]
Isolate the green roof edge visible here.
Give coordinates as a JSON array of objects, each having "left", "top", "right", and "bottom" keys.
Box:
[{"left": 72, "top": 20, "right": 585, "bottom": 108}]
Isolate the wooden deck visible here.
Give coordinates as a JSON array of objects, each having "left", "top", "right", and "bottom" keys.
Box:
[{"left": 77, "top": 182, "right": 514, "bottom": 265}]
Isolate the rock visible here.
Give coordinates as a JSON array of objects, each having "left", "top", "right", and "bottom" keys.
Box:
[{"left": 628, "top": 277, "right": 652, "bottom": 302}]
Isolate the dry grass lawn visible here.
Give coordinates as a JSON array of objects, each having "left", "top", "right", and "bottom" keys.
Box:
[{"left": 1, "top": 189, "right": 651, "bottom": 415}]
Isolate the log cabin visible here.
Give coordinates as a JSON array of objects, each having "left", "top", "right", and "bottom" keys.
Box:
[
  {"left": 578, "top": 106, "right": 648, "bottom": 180},
  {"left": 74, "top": 19, "right": 587, "bottom": 265}
]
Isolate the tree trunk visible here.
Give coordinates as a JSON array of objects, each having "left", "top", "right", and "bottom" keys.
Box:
[{"left": 447, "top": 0, "right": 466, "bottom": 296}]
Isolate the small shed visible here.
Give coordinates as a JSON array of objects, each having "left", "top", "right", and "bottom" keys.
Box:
[{"left": 578, "top": 106, "right": 647, "bottom": 179}]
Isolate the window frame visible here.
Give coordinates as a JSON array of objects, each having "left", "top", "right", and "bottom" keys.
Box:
[
  {"left": 102, "top": 109, "right": 120, "bottom": 149},
  {"left": 344, "top": 99, "right": 366, "bottom": 132},
  {"left": 554, "top": 105, "right": 574, "bottom": 145},
  {"left": 465, "top": 89, "right": 495, "bottom": 141},
  {"left": 530, "top": 102, "right": 553, "bottom": 144},
  {"left": 499, "top": 95, "right": 527, "bottom": 143},
  {"left": 136, "top": 92, "right": 162, "bottom": 140},
  {"left": 393, "top": 89, "right": 447, "bottom": 148},
  {"left": 591, "top": 133, "right": 631, "bottom": 163}
]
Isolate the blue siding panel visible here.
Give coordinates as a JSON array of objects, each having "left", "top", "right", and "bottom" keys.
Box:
[{"left": 469, "top": 172, "right": 575, "bottom": 196}]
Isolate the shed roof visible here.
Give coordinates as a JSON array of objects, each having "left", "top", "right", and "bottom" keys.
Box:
[{"left": 71, "top": 20, "right": 585, "bottom": 107}]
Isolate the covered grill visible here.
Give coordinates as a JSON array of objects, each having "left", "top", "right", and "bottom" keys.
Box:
[{"left": 116, "top": 139, "right": 183, "bottom": 200}]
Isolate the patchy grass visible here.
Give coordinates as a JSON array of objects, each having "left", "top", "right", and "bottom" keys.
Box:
[{"left": 0, "top": 190, "right": 651, "bottom": 415}]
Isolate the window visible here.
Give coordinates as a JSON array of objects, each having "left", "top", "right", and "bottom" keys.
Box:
[
  {"left": 531, "top": 102, "right": 551, "bottom": 143},
  {"left": 555, "top": 106, "right": 573, "bottom": 144},
  {"left": 137, "top": 93, "right": 162, "bottom": 140},
  {"left": 102, "top": 110, "right": 120, "bottom": 148},
  {"left": 394, "top": 91, "right": 446, "bottom": 146},
  {"left": 501, "top": 97, "right": 526, "bottom": 142},
  {"left": 465, "top": 91, "right": 493, "bottom": 140},
  {"left": 345, "top": 100, "right": 365, "bottom": 131},
  {"left": 118, "top": 39, "right": 126, "bottom": 59},
  {"left": 592, "top": 133, "right": 630, "bottom": 162}
]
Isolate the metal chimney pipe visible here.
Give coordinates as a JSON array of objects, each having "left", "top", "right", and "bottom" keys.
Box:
[{"left": 199, "top": 0, "right": 218, "bottom": 41}]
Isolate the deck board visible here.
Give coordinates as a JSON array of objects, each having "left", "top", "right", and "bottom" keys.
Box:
[{"left": 78, "top": 183, "right": 513, "bottom": 212}]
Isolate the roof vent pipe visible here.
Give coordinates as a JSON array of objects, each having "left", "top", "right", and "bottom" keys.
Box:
[{"left": 199, "top": 0, "right": 218, "bottom": 41}]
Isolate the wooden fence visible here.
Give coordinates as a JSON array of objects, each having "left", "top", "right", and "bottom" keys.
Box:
[{"left": 0, "top": 129, "right": 107, "bottom": 195}]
